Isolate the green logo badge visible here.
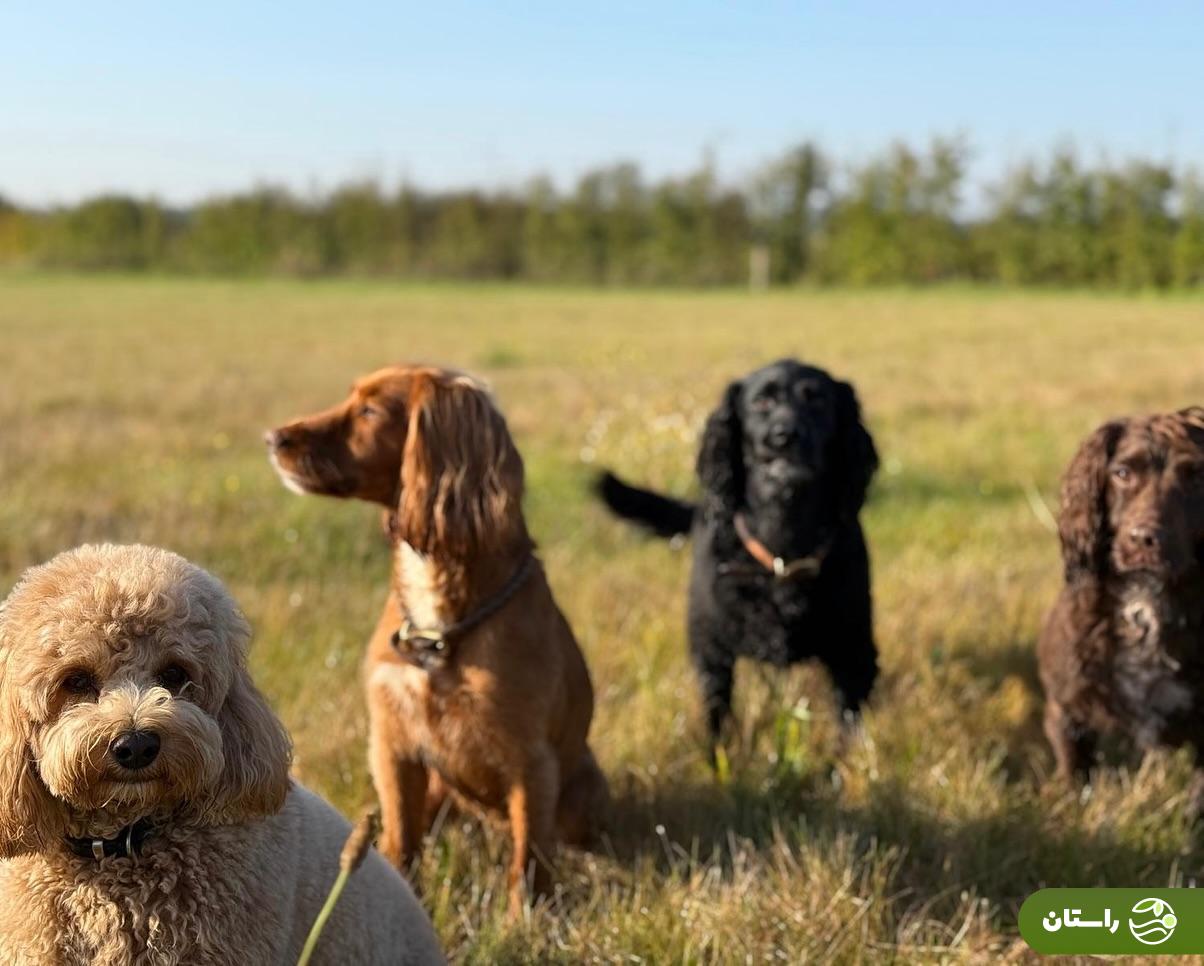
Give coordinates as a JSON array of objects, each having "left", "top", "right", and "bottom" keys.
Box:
[
  {"left": 1129, "top": 897, "right": 1177, "bottom": 945},
  {"left": 1020, "top": 889, "right": 1202, "bottom": 955}
]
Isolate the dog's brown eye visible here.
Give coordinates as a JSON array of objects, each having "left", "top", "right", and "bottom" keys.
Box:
[
  {"left": 62, "top": 671, "right": 97, "bottom": 697},
  {"left": 358, "top": 404, "right": 379, "bottom": 419},
  {"left": 157, "top": 664, "right": 190, "bottom": 693},
  {"left": 1112, "top": 465, "right": 1132, "bottom": 482}
]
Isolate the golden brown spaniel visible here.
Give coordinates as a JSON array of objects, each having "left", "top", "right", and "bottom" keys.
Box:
[{"left": 267, "top": 365, "right": 607, "bottom": 914}]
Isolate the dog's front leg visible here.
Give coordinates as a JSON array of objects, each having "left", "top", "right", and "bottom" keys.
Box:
[
  {"left": 1187, "top": 748, "right": 1204, "bottom": 821},
  {"left": 370, "top": 716, "right": 429, "bottom": 870},
  {"left": 398, "top": 758, "right": 432, "bottom": 866},
  {"left": 506, "top": 750, "right": 558, "bottom": 917},
  {"left": 692, "top": 649, "right": 735, "bottom": 753},
  {"left": 1043, "top": 698, "right": 1095, "bottom": 783}
]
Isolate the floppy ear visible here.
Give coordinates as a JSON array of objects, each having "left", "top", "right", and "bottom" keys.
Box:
[
  {"left": 829, "top": 380, "right": 879, "bottom": 520},
  {"left": 211, "top": 667, "right": 292, "bottom": 822},
  {"left": 0, "top": 608, "right": 64, "bottom": 857},
  {"left": 1059, "top": 421, "right": 1124, "bottom": 582},
  {"left": 1179, "top": 406, "right": 1204, "bottom": 436},
  {"left": 381, "top": 509, "right": 400, "bottom": 545},
  {"left": 696, "top": 381, "right": 745, "bottom": 512},
  {"left": 398, "top": 378, "right": 525, "bottom": 556}
]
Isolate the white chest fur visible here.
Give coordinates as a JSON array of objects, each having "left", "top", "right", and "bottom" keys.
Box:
[{"left": 396, "top": 541, "right": 450, "bottom": 629}]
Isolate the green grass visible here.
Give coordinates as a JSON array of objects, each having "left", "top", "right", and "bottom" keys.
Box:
[{"left": 3, "top": 274, "right": 1204, "bottom": 963}]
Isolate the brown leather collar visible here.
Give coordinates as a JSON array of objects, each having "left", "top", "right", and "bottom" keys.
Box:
[{"left": 723, "top": 513, "right": 832, "bottom": 580}]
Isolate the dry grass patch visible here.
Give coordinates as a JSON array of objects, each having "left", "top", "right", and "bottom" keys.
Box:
[{"left": 3, "top": 276, "right": 1204, "bottom": 961}]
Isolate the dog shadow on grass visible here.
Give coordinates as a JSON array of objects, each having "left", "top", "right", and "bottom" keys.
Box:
[
  {"left": 593, "top": 750, "right": 1202, "bottom": 931},
  {"left": 941, "top": 634, "right": 1050, "bottom": 782},
  {"left": 943, "top": 633, "right": 1162, "bottom": 783}
]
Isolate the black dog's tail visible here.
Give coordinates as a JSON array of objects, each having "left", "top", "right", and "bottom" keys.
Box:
[{"left": 595, "top": 470, "right": 696, "bottom": 538}]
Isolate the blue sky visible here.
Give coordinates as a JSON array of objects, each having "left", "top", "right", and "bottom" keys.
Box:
[{"left": 2, "top": 1, "right": 1201, "bottom": 205}]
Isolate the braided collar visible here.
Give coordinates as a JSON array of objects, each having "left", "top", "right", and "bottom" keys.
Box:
[
  {"left": 718, "top": 512, "right": 834, "bottom": 581},
  {"left": 391, "top": 555, "right": 536, "bottom": 670},
  {"left": 65, "top": 816, "right": 156, "bottom": 862}
]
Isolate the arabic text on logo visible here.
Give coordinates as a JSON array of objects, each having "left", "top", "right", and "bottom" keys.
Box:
[
  {"left": 1041, "top": 907, "right": 1120, "bottom": 935},
  {"left": 1129, "top": 897, "right": 1177, "bottom": 946}
]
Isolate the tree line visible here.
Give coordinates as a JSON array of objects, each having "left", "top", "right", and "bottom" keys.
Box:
[{"left": 3, "top": 140, "right": 1203, "bottom": 287}]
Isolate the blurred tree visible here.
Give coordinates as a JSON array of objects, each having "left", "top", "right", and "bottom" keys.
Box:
[
  {"left": 1099, "top": 162, "right": 1174, "bottom": 288},
  {"left": 185, "top": 189, "right": 325, "bottom": 275},
  {"left": 749, "top": 143, "right": 825, "bottom": 283},
  {"left": 562, "top": 170, "right": 612, "bottom": 283},
  {"left": 1173, "top": 173, "right": 1204, "bottom": 287},
  {"left": 0, "top": 197, "right": 36, "bottom": 264},
  {"left": 814, "top": 139, "right": 968, "bottom": 284},
  {"left": 324, "top": 181, "right": 414, "bottom": 275},
  {"left": 599, "top": 164, "right": 649, "bottom": 285},
  {"left": 39, "top": 195, "right": 165, "bottom": 270},
  {"left": 977, "top": 163, "right": 1042, "bottom": 284},
  {"left": 1032, "top": 151, "right": 1099, "bottom": 284},
  {"left": 521, "top": 176, "right": 568, "bottom": 282},
  {"left": 1, "top": 140, "right": 1202, "bottom": 288}
]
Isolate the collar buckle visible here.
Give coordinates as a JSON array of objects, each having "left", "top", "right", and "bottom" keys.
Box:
[
  {"left": 390, "top": 555, "right": 535, "bottom": 670},
  {"left": 67, "top": 817, "right": 153, "bottom": 863},
  {"left": 394, "top": 620, "right": 446, "bottom": 649},
  {"left": 730, "top": 513, "right": 832, "bottom": 582}
]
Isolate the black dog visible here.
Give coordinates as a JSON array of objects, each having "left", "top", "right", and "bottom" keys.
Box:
[{"left": 598, "top": 359, "right": 879, "bottom": 745}]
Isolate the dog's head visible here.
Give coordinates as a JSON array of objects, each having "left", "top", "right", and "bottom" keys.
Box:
[
  {"left": 1059, "top": 408, "right": 1204, "bottom": 582},
  {"left": 697, "top": 358, "right": 878, "bottom": 522},
  {"left": 0, "top": 544, "right": 291, "bottom": 857},
  {"left": 266, "top": 365, "right": 526, "bottom": 556}
]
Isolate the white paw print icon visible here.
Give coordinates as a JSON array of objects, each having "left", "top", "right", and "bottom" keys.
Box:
[{"left": 1129, "top": 898, "right": 1177, "bottom": 946}]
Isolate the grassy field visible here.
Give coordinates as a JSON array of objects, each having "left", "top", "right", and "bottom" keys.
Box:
[{"left": 3, "top": 275, "right": 1204, "bottom": 963}]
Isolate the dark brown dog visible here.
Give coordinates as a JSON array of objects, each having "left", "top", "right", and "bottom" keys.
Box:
[
  {"left": 1039, "top": 408, "right": 1204, "bottom": 812},
  {"left": 266, "top": 365, "right": 607, "bottom": 913}
]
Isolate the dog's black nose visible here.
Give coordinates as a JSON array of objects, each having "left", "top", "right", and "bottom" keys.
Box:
[
  {"left": 767, "top": 423, "right": 795, "bottom": 448},
  {"left": 109, "top": 730, "right": 161, "bottom": 771},
  {"left": 1129, "top": 525, "right": 1160, "bottom": 549}
]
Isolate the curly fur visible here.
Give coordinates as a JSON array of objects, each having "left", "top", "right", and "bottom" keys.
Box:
[
  {"left": 1056, "top": 420, "right": 1126, "bottom": 581},
  {"left": 1039, "top": 409, "right": 1204, "bottom": 817},
  {"left": 598, "top": 358, "right": 880, "bottom": 744},
  {"left": 0, "top": 544, "right": 443, "bottom": 965}
]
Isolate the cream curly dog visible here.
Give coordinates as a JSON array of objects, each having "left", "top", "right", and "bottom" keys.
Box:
[{"left": 0, "top": 544, "right": 443, "bottom": 966}]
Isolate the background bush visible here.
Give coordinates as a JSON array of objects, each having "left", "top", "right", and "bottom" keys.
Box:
[{"left": 3, "top": 139, "right": 1204, "bottom": 288}]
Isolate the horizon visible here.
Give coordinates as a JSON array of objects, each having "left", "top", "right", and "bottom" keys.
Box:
[{"left": 3, "top": 135, "right": 1199, "bottom": 215}]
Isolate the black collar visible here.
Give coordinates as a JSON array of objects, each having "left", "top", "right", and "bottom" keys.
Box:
[
  {"left": 391, "top": 555, "right": 536, "bottom": 670},
  {"left": 65, "top": 817, "right": 156, "bottom": 862}
]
